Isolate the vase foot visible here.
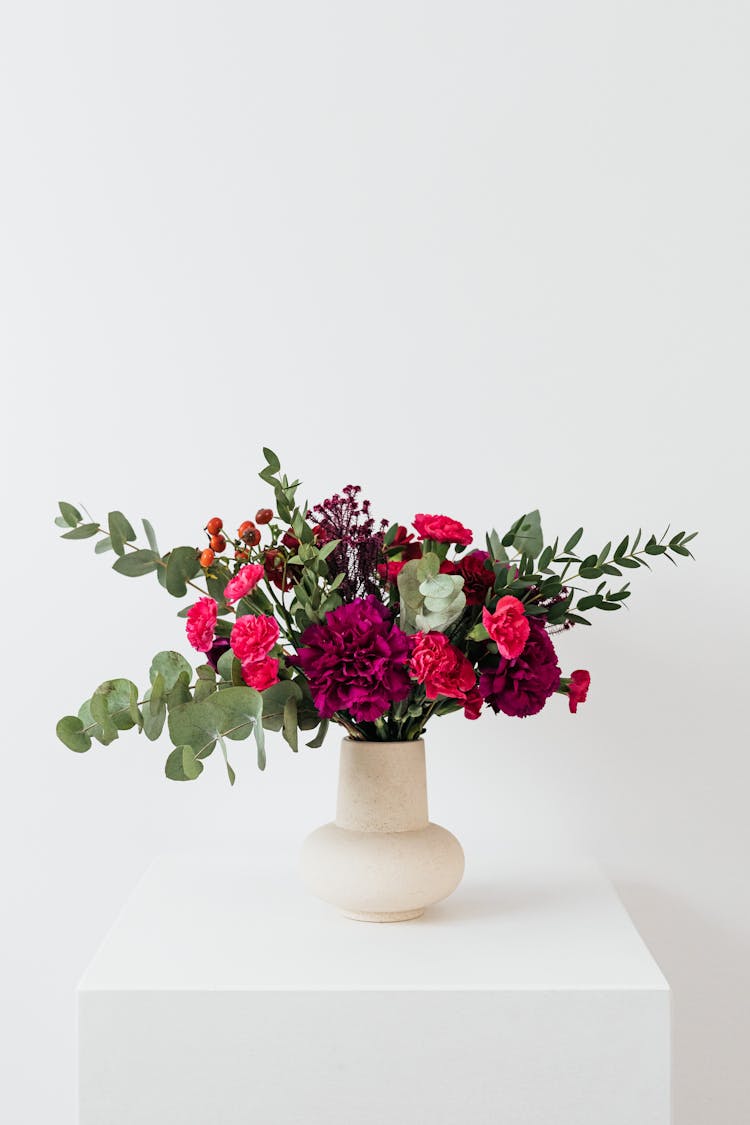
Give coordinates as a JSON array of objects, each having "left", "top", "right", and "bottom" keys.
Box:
[{"left": 342, "top": 908, "right": 425, "bottom": 923}]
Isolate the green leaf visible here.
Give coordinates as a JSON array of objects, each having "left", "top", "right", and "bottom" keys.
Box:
[
  {"left": 262, "top": 447, "right": 281, "bottom": 475},
  {"left": 218, "top": 737, "right": 236, "bottom": 786},
  {"left": 108, "top": 511, "right": 136, "bottom": 556},
  {"left": 77, "top": 698, "right": 117, "bottom": 745},
  {"left": 282, "top": 696, "right": 299, "bottom": 752},
  {"left": 564, "top": 527, "right": 583, "bottom": 553},
  {"left": 142, "top": 518, "right": 159, "bottom": 554},
  {"left": 95, "top": 536, "right": 113, "bottom": 554},
  {"left": 168, "top": 686, "right": 265, "bottom": 770},
  {"left": 61, "top": 523, "right": 99, "bottom": 540},
  {"left": 56, "top": 715, "right": 92, "bottom": 753},
  {"left": 316, "top": 538, "right": 341, "bottom": 562},
  {"left": 142, "top": 691, "right": 166, "bottom": 741},
  {"left": 217, "top": 649, "right": 236, "bottom": 683},
  {"left": 511, "top": 510, "right": 543, "bottom": 559},
  {"left": 261, "top": 681, "right": 303, "bottom": 732},
  {"left": 90, "top": 691, "right": 118, "bottom": 741},
  {"left": 112, "top": 550, "right": 160, "bottom": 577},
  {"left": 165, "top": 745, "right": 204, "bottom": 782},
  {"left": 58, "top": 501, "right": 82, "bottom": 527},
  {"left": 150, "top": 673, "right": 165, "bottom": 715},
  {"left": 486, "top": 529, "right": 509, "bottom": 563},
  {"left": 467, "top": 622, "right": 491, "bottom": 642},
  {"left": 93, "top": 679, "right": 140, "bottom": 731},
  {"left": 149, "top": 651, "right": 193, "bottom": 692},
  {"left": 306, "top": 719, "right": 329, "bottom": 748},
  {"left": 164, "top": 546, "right": 201, "bottom": 597}
]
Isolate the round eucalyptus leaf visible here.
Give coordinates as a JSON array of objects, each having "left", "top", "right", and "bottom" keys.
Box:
[
  {"left": 149, "top": 651, "right": 192, "bottom": 692},
  {"left": 165, "top": 745, "right": 203, "bottom": 782},
  {"left": 56, "top": 716, "right": 92, "bottom": 753}
]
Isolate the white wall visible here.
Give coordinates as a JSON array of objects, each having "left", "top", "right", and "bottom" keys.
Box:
[{"left": 1, "top": 3, "right": 748, "bottom": 1121}]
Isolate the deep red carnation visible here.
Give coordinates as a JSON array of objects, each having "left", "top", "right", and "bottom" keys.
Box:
[
  {"left": 290, "top": 595, "right": 411, "bottom": 723},
  {"left": 568, "top": 669, "right": 591, "bottom": 713},
  {"left": 413, "top": 513, "right": 473, "bottom": 546},
  {"left": 410, "top": 632, "right": 476, "bottom": 701},
  {"left": 479, "top": 620, "right": 561, "bottom": 718},
  {"left": 463, "top": 686, "right": 483, "bottom": 720},
  {"left": 456, "top": 550, "right": 494, "bottom": 606}
]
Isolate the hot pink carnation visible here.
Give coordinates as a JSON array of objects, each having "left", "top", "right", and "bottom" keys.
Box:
[
  {"left": 241, "top": 656, "right": 280, "bottom": 691},
  {"left": 568, "top": 669, "right": 591, "bottom": 713},
  {"left": 482, "top": 595, "right": 530, "bottom": 660},
  {"left": 230, "top": 614, "right": 279, "bottom": 664},
  {"left": 413, "top": 513, "right": 473, "bottom": 546},
  {"left": 410, "top": 632, "right": 476, "bottom": 701},
  {"left": 185, "top": 597, "right": 218, "bottom": 652},
  {"left": 224, "top": 563, "right": 264, "bottom": 606}
]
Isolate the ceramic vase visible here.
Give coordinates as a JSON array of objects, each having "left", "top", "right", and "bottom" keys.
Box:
[{"left": 300, "top": 738, "right": 464, "bottom": 922}]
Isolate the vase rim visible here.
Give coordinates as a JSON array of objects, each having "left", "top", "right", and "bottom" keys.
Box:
[{"left": 341, "top": 736, "right": 425, "bottom": 749}]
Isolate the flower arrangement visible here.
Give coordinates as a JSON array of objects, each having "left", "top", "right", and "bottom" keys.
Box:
[{"left": 55, "top": 449, "right": 696, "bottom": 784}]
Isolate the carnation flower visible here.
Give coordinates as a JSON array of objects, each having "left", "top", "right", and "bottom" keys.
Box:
[
  {"left": 463, "top": 687, "right": 483, "bottom": 720},
  {"left": 290, "top": 595, "right": 412, "bottom": 723},
  {"left": 455, "top": 550, "right": 494, "bottom": 606},
  {"left": 567, "top": 669, "right": 591, "bottom": 713},
  {"left": 224, "top": 563, "right": 264, "bottom": 605},
  {"left": 230, "top": 614, "right": 279, "bottom": 664},
  {"left": 479, "top": 620, "right": 561, "bottom": 718},
  {"left": 410, "top": 632, "right": 476, "bottom": 701},
  {"left": 482, "top": 595, "right": 530, "bottom": 660},
  {"left": 241, "top": 656, "right": 279, "bottom": 691},
  {"left": 186, "top": 597, "right": 218, "bottom": 652},
  {"left": 413, "top": 513, "right": 473, "bottom": 546}
]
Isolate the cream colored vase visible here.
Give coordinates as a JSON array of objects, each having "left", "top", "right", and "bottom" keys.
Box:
[{"left": 300, "top": 739, "right": 465, "bottom": 922}]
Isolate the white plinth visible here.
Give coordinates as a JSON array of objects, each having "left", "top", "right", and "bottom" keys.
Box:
[{"left": 78, "top": 851, "right": 670, "bottom": 1125}]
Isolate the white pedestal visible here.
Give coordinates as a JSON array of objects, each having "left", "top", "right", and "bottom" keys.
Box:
[{"left": 78, "top": 851, "right": 670, "bottom": 1124}]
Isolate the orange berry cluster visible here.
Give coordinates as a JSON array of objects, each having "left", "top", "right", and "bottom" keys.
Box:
[{"left": 199, "top": 510, "right": 274, "bottom": 568}]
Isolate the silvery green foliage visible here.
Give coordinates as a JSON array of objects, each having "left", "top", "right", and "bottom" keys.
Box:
[
  {"left": 416, "top": 572, "right": 466, "bottom": 632},
  {"left": 397, "top": 552, "right": 465, "bottom": 633}
]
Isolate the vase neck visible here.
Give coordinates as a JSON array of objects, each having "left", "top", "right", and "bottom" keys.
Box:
[{"left": 335, "top": 739, "right": 428, "bottom": 832}]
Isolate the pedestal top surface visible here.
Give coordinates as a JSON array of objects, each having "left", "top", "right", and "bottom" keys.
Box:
[{"left": 78, "top": 849, "right": 667, "bottom": 993}]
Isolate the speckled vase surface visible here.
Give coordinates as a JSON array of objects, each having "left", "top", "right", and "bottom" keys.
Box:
[{"left": 300, "top": 738, "right": 465, "bottom": 922}]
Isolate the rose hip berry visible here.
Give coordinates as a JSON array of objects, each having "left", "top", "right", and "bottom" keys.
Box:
[
  {"left": 199, "top": 548, "right": 215, "bottom": 568},
  {"left": 206, "top": 517, "right": 223, "bottom": 536},
  {"left": 235, "top": 549, "right": 249, "bottom": 562},
  {"left": 255, "top": 508, "right": 273, "bottom": 525},
  {"left": 245, "top": 527, "right": 261, "bottom": 546},
  {"left": 210, "top": 534, "right": 226, "bottom": 553},
  {"left": 237, "top": 520, "right": 256, "bottom": 542}
]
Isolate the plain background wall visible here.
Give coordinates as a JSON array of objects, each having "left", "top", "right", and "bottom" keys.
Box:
[{"left": 1, "top": 2, "right": 748, "bottom": 1122}]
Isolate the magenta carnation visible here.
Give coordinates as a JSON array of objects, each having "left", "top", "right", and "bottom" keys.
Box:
[
  {"left": 413, "top": 513, "right": 473, "bottom": 546},
  {"left": 224, "top": 563, "right": 264, "bottom": 605},
  {"left": 230, "top": 614, "right": 279, "bottom": 663},
  {"left": 479, "top": 620, "right": 561, "bottom": 718},
  {"left": 241, "top": 656, "right": 279, "bottom": 691},
  {"left": 185, "top": 597, "right": 218, "bottom": 652},
  {"left": 291, "top": 595, "right": 412, "bottom": 722}
]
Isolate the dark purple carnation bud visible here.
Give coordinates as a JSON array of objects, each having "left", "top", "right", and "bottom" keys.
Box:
[{"left": 206, "top": 636, "right": 231, "bottom": 672}]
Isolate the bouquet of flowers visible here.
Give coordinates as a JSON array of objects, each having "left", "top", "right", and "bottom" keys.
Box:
[{"left": 56, "top": 449, "right": 696, "bottom": 784}]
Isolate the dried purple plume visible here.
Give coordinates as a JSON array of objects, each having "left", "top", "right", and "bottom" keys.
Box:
[{"left": 310, "top": 485, "right": 389, "bottom": 600}]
